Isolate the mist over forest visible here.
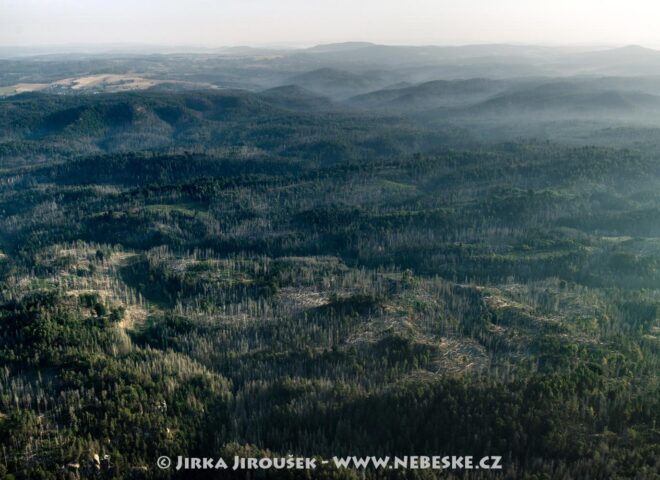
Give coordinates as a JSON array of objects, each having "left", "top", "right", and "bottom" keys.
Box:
[{"left": 0, "top": 41, "right": 658, "bottom": 479}]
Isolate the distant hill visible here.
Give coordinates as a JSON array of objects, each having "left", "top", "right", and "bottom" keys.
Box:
[
  {"left": 287, "top": 43, "right": 660, "bottom": 78},
  {"left": 215, "top": 46, "right": 291, "bottom": 56},
  {"left": 284, "top": 68, "right": 398, "bottom": 99},
  {"left": 556, "top": 46, "right": 660, "bottom": 76},
  {"left": 466, "top": 82, "right": 660, "bottom": 115},
  {"left": 572, "top": 45, "right": 660, "bottom": 62},
  {"left": 259, "top": 85, "right": 334, "bottom": 111},
  {"left": 290, "top": 43, "right": 582, "bottom": 72},
  {"left": 305, "top": 42, "right": 376, "bottom": 53},
  {"left": 348, "top": 78, "right": 507, "bottom": 111}
]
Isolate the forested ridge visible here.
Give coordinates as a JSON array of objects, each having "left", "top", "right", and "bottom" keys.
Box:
[{"left": 0, "top": 83, "right": 658, "bottom": 480}]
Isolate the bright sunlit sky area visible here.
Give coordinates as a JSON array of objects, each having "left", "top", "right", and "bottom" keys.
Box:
[{"left": 1, "top": 0, "right": 659, "bottom": 48}]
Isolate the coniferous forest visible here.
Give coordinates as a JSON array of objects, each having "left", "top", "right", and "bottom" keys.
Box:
[{"left": 0, "top": 43, "right": 659, "bottom": 479}]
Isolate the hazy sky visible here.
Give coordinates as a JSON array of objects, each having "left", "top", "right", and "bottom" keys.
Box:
[{"left": 1, "top": 0, "right": 659, "bottom": 48}]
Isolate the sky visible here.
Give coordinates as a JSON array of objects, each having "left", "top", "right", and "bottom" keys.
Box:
[{"left": 1, "top": 0, "right": 659, "bottom": 48}]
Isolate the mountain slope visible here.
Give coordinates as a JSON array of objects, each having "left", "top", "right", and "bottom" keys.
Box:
[
  {"left": 284, "top": 68, "right": 400, "bottom": 99},
  {"left": 348, "top": 78, "right": 507, "bottom": 111},
  {"left": 468, "top": 82, "right": 660, "bottom": 115},
  {"left": 259, "top": 85, "right": 335, "bottom": 111}
]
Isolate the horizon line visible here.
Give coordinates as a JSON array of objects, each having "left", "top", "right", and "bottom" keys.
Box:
[{"left": 0, "top": 40, "right": 645, "bottom": 51}]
